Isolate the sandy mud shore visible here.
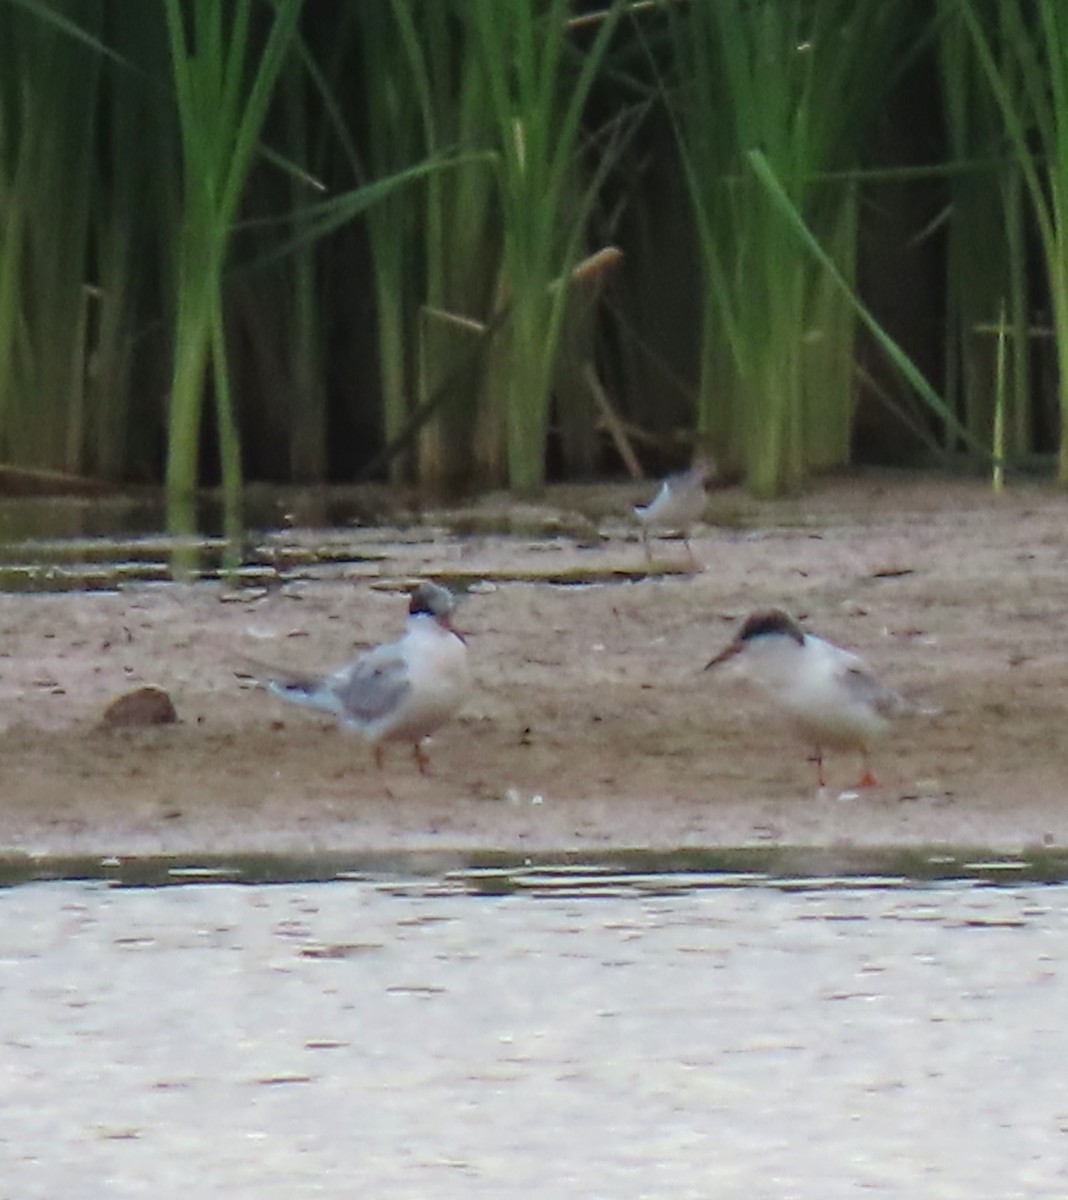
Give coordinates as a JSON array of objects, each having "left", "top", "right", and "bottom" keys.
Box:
[{"left": 1, "top": 472, "right": 1065, "bottom": 861}]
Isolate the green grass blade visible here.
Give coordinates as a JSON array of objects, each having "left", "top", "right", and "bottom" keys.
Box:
[{"left": 746, "top": 148, "right": 990, "bottom": 460}]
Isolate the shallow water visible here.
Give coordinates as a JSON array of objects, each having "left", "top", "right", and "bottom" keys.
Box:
[
  {"left": 2, "top": 874, "right": 1066, "bottom": 1198},
  {"left": 0, "top": 482, "right": 741, "bottom": 591}
]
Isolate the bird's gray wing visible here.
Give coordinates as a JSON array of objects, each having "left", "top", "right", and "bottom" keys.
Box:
[
  {"left": 330, "top": 643, "right": 412, "bottom": 724},
  {"left": 636, "top": 473, "right": 706, "bottom": 528},
  {"left": 841, "top": 661, "right": 906, "bottom": 717}
]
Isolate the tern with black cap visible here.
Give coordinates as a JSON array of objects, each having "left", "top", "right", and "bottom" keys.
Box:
[
  {"left": 248, "top": 581, "right": 470, "bottom": 774},
  {"left": 704, "top": 608, "right": 907, "bottom": 789}
]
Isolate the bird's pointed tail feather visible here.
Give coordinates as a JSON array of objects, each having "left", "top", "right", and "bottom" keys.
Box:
[{"left": 234, "top": 653, "right": 343, "bottom": 717}]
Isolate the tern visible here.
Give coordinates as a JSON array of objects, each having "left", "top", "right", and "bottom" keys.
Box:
[
  {"left": 249, "top": 581, "right": 470, "bottom": 773},
  {"left": 704, "top": 608, "right": 906, "bottom": 789},
  {"left": 633, "top": 457, "right": 713, "bottom": 565}
]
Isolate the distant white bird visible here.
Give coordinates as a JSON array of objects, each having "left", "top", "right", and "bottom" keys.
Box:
[
  {"left": 633, "top": 457, "right": 713, "bottom": 565},
  {"left": 249, "top": 581, "right": 470, "bottom": 773},
  {"left": 704, "top": 609, "right": 908, "bottom": 789}
]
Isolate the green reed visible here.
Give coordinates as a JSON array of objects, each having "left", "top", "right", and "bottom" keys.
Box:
[
  {"left": 351, "top": 0, "right": 427, "bottom": 483},
  {"left": 957, "top": 0, "right": 1068, "bottom": 482},
  {"left": 0, "top": 0, "right": 105, "bottom": 473},
  {"left": 85, "top": 4, "right": 176, "bottom": 481},
  {"left": 661, "top": 0, "right": 910, "bottom": 495},
  {"left": 461, "top": 0, "right": 626, "bottom": 490},
  {"left": 3, "top": 2, "right": 1064, "bottom": 502},
  {"left": 162, "top": 0, "right": 301, "bottom": 524},
  {"left": 748, "top": 150, "right": 989, "bottom": 463},
  {"left": 938, "top": 2, "right": 1031, "bottom": 462},
  {"left": 387, "top": 1, "right": 500, "bottom": 491}
]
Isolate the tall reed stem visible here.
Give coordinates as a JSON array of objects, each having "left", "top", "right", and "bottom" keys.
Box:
[
  {"left": 464, "top": 0, "right": 625, "bottom": 489},
  {"left": 958, "top": 0, "right": 1068, "bottom": 483},
  {"left": 663, "top": 0, "right": 908, "bottom": 495},
  {"left": 163, "top": 0, "right": 301, "bottom": 523}
]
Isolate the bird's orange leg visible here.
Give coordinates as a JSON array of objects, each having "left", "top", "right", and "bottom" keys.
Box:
[{"left": 855, "top": 752, "right": 880, "bottom": 789}]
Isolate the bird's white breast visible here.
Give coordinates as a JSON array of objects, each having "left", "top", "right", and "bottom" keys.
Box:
[
  {"left": 376, "top": 618, "right": 470, "bottom": 743},
  {"left": 742, "top": 634, "right": 888, "bottom": 747}
]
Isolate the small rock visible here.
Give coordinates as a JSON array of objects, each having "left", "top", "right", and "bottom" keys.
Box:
[{"left": 102, "top": 686, "right": 178, "bottom": 728}]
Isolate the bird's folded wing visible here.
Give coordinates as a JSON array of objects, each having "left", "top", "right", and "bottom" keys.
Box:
[
  {"left": 634, "top": 481, "right": 668, "bottom": 520},
  {"left": 842, "top": 663, "right": 908, "bottom": 716},
  {"left": 332, "top": 644, "right": 412, "bottom": 723}
]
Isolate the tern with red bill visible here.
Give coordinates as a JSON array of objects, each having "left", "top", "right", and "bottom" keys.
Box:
[
  {"left": 249, "top": 581, "right": 470, "bottom": 774},
  {"left": 704, "top": 609, "right": 908, "bottom": 789}
]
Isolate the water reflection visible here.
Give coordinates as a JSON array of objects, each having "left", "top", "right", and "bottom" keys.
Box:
[
  {"left": 0, "top": 484, "right": 692, "bottom": 592},
  {"left": 0, "top": 486, "right": 402, "bottom": 591},
  {"left": 1, "top": 876, "right": 1066, "bottom": 1196}
]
